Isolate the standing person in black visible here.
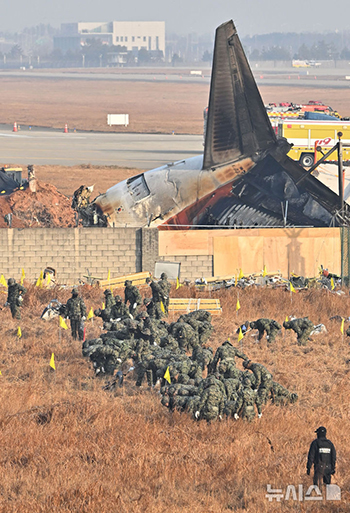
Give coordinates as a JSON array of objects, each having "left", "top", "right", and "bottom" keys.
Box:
[{"left": 307, "top": 426, "right": 336, "bottom": 487}]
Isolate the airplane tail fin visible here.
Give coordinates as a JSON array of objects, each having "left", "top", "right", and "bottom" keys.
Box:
[{"left": 203, "top": 20, "right": 276, "bottom": 169}]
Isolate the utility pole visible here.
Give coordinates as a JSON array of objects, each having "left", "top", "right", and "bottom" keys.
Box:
[{"left": 337, "top": 132, "right": 344, "bottom": 213}]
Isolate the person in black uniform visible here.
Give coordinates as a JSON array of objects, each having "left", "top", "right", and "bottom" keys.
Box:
[{"left": 307, "top": 426, "right": 336, "bottom": 487}]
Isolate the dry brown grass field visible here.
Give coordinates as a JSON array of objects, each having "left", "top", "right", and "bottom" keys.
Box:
[
  {"left": 0, "top": 283, "right": 349, "bottom": 512},
  {"left": 1, "top": 74, "right": 350, "bottom": 133}
]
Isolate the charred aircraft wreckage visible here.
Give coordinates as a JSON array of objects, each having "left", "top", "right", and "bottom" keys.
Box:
[{"left": 74, "top": 20, "right": 350, "bottom": 229}]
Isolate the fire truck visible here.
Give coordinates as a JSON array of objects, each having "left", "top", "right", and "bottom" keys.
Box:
[{"left": 274, "top": 119, "right": 350, "bottom": 167}]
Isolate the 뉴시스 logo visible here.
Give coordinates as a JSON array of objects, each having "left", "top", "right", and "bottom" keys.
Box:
[{"left": 266, "top": 484, "right": 341, "bottom": 502}]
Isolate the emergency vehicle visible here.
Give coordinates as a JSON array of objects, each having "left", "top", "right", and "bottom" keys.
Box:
[{"left": 274, "top": 119, "right": 350, "bottom": 167}]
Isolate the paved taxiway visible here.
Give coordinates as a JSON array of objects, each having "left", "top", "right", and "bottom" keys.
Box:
[{"left": 0, "top": 127, "right": 203, "bottom": 169}]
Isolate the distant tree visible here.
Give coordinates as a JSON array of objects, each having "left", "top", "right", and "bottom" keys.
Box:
[
  {"left": 295, "top": 43, "right": 311, "bottom": 60},
  {"left": 249, "top": 49, "right": 261, "bottom": 60},
  {"left": 202, "top": 50, "right": 212, "bottom": 62},
  {"left": 310, "top": 40, "right": 338, "bottom": 60},
  {"left": 340, "top": 47, "right": 350, "bottom": 59},
  {"left": 261, "top": 46, "right": 291, "bottom": 60},
  {"left": 8, "top": 44, "right": 23, "bottom": 59},
  {"left": 171, "top": 53, "right": 182, "bottom": 66},
  {"left": 138, "top": 48, "right": 151, "bottom": 64}
]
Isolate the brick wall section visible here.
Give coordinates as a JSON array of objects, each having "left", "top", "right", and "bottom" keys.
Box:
[
  {"left": 0, "top": 228, "right": 142, "bottom": 284},
  {"left": 157, "top": 255, "right": 213, "bottom": 281},
  {"left": 0, "top": 227, "right": 214, "bottom": 283}
]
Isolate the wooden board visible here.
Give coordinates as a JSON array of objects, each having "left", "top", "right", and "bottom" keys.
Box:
[{"left": 169, "top": 298, "right": 222, "bottom": 315}]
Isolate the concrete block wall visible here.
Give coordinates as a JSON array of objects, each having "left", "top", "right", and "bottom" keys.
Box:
[
  {"left": 0, "top": 227, "right": 214, "bottom": 284},
  {"left": 0, "top": 228, "right": 142, "bottom": 284},
  {"left": 157, "top": 255, "right": 213, "bottom": 281}
]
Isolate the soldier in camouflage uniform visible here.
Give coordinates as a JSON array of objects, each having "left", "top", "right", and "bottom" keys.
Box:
[
  {"left": 243, "top": 360, "right": 273, "bottom": 408},
  {"left": 233, "top": 374, "right": 261, "bottom": 421},
  {"left": 103, "top": 289, "right": 115, "bottom": 312},
  {"left": 270, "top": 381, "right": 298, "bottom": 405},
  {"left": 250, "top": 318, "right": 282, "bottom": 343},
  {"left": 192, "top": 346, "right": 213, "bottom": 372},
  {"left": 111, "top": 295, "right": 130, "bottom": 321},
  {"left": 195, "top": 375, "right": 226, "bottom": 422},
  {"left": 124, "top": 280, "right": 142, "bottom": 317},
  {"left": 65, "top": 288, "right": 86, "bottom": 340},
  {"left": 144, "top": 297, "right": 157, "bottom": 319},
  {"left": 209, "top": 340, "right": 248, "bottom": 373},
  {"left": 6, "top": 278, "right": 26, "bottom": 320},
  {"left": 158, "top": 272, "right": 171, "bottom": 315},
  {"left": 146, "top": 277, "right": 164, "bottom": 319},
  {"left": 218, "top": 359, "right": 242, "bottom": 380},
  {"left": 283, "top": 317, "right": 314, "bottom": 346},
  {"left": 170, "top": 319, "right": 199, "bottom": 351}
]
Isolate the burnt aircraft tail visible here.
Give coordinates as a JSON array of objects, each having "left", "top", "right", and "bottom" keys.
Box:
[{"left": 203, "top": 20, "right": 276, "bottom": 169}]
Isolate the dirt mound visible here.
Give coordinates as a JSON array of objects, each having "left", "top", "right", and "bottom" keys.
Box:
[{"left": 0, "top": 180, "right": 75, "bottom": 228}]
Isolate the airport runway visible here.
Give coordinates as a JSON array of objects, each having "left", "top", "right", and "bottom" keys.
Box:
[
  {"left": 0, "top": 128, "right": 204, "bottom": 169},
  {"left": 1, "top": 68, "right": 350, "bottom": 88}
]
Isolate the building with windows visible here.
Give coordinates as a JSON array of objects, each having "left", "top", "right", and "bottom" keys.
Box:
[{"left": 54, "top": 21, "right": 165, "bottom": 56}]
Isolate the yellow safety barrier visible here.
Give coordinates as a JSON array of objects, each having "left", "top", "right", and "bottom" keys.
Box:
[{"left": 169, "top": 298, "right": 222, "bottom": 316}]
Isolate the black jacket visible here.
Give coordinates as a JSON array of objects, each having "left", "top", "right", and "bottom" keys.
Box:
[{"left": 307, "top": 436, "right": 336, "bottom": 473}]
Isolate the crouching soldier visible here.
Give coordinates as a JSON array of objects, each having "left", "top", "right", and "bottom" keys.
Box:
[
  {"left": 283, "top": 317, "right": 314, "bottom": 346},
  {"left": 250, "top": 318, "right": 281, "bottom": 344}
]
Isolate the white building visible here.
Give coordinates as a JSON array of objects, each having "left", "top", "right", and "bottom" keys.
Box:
[{"left": 55, "top": 21, "right": 165, "bottom": 56}]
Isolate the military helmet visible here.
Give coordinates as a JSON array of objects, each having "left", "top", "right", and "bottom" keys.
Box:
[
  {"left": 124, "top": 280, "right": 132, "bottom": 286},
  {"left": 160, "top": 272, "right": 167, "bottom": 279},
  {"left": 72, "top": 287, "right": 78, "bottom": 296},
  {"left": 104, "top": 289, "right": 112, "bottom": 295},
  {"left": 114, "top": 294, "right": 122, "bottom": 302},
  {"left": 8, "top": 278, "right": 15, "bottom": 286},
  {"left": 315, "top": 426, "right": 327, "bottom": 435},
  {"left": 243, "top": 359, "right": 251, "bottom": 369},
  {"left": 144, "top": 297, "right": 151, "bottom": 305}
]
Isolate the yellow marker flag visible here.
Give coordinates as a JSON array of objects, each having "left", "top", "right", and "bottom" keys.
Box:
[
  {"left": 236, "top": 299, "right": 241, "bottom": 311},
  {"left": 102, "top": 302, "right": 105, "bottom": 310},
  {"left": 164, "top": 366, "right": 171, "bottom": 384},
  {"left": 0, "top": 370, "right": 2, "bottom": 376},
  {"left": 17, "top": 326, "right": 22, "bottom": 338},
  {"left": 107, "top": 269, "right": 111, "bottom": 281},
  {"left": 238, "top": 268, "right": 244, "bottom": 280},
  {"left": 262, "top": 265, "right": 267, "bottom": 277},
  {"left": 290, "top": 282, "right": 296, "bottom": 293},
  {"left": 237, "top": 327, "right": 244, "bottom": 343},
  {"left": 285, "top": 316, "right": 289, "bottom": 323},
  {"left": 341, "top": 318, "right": 345, "bottom": 335},
  {"left": 176, "top": 277, "right": 182, "bottom": 290},
  {"left": 50, "top": 353, "right": 56, "bottom": 371},
  {"left": 87, "top": 307, "right": 94, "bottom": 320},
  {"left": 160, "top": 301, "right": 165, "bottom": 314},
  {"left": 21, "top": 268, "right": 25, "bottom": 285},
  {"left": 59, "top": 316, "right": 68, "bottom": 330},
  {"left": 331, "top": 277, "right": 335, "bottom": 290},
  {"left": 36, "top": 271, "right": 43, "bottom": 288},
  {"left": 0, "top": 274, "right": 7, "bottom": 288}
]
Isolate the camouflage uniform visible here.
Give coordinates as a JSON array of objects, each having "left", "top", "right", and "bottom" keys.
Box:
[
  {"left": 270, "top": 381, "right": 298, "bottom": 405},
  {"left": 210, "top": 340, "right": 248, "bottom": 373},
  {"left": 124, "top": 280, "right": 142, "bottom": 316},
  {"left": 7, "top": 278, "right": 26, "bottom": 320},
  {"left": 66, "top": 289, "right": 86, "bottom": 340},
  {"left": 196, "top": 377, "right": 226, "bottom": 422},
  {"left": 89, "top": 346, "right": 122, "bottom": 376},
  {"left": 250, "top": 318, "right": 282, "bottom": 343},
  {"left": 218, "top": 359, "right": 242, "bottom": 380},
  {"left": 158, "top": 273, "right": 171, "bottom": 315},
  {"left": 144, "top": 298, "right": 157, "bottom": 319},
  {"left": 283, "top": 317, "right": 314, "bottom": 346},
  {"left": 111, "top": 296, "right": 130, "bottom": 320},
  {"left": 103, "top": 289, "right": 115, "bottom": 312},
  {"left": 191, "top": 346, "right": 213, "bottom": 372},
  {"left": 235, "top": 377, "right": 260, "bottom": 421},
  {"left": 243, "top": 360, "right": 273, "bottom": 406},
  {"left": 146, "top": 278, "right": 164, "bottom": 319},
  {"left": 170, "top": 320, "right": 199, "bottom": 351}
]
